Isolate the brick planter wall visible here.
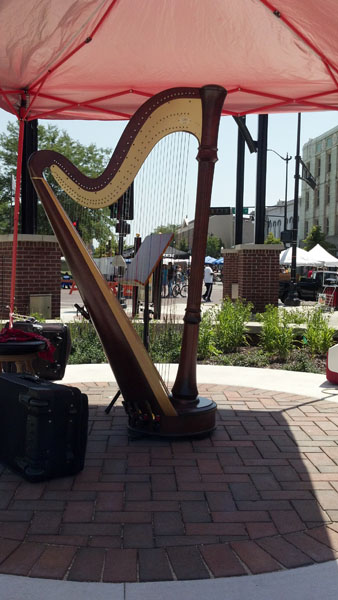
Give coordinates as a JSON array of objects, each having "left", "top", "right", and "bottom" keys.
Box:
[
  {"left": 222, "top": 249, "right": 238, "bottom": 299},
  {"left": 0, "top": 235, "right": 61, "bottom": 320},
  {"left": 222, "top": 244, "right": 283, "bottom": 313}
]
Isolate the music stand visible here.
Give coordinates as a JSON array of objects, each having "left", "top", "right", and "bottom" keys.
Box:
[{"left": 105, "top": 232, "right": 173, "bottom": 414}]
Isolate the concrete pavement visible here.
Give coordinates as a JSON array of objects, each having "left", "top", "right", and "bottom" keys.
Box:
[
  {"left": 3, "top": 287, "right": 338, "bottom": 598},
  {"left": 1, "top": 364, "right": 338, "bottom": 598}
]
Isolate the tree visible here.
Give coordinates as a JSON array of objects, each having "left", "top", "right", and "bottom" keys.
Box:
[
  {"left": 153, "top": 224, "right": 180, "bottom": 246},
  {"left": 264, "top": 232, "right": 281, "bottom": 244},
  {"left": 205, "top": 235, "right": 222, "bottom": 258},
  {"left": 0, "top": 121, "right": 114, "bottom": 246},
  {"left": 178, "top": 237, "right": 189, "bottom": 252},
  {"left": 303, "top": 225, "right": 336, "bottom": 252}
]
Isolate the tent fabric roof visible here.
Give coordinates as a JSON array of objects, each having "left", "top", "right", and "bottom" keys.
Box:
[
  {"left": 279, "top": 247, "right": 313, "bottom": 266},
  {"left": 307, "top": 244, "right": 338, "bottom": 267},
  {"left": 1, "top": 0, "right": 338, "bottom": 122}
]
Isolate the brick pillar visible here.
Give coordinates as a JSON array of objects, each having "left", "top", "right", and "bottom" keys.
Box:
[
  {"left": 222, "top": 249, "right": 238, "bottom": 299},
  {"left": 0, "top": 234, "right": 61, "bottom": 320},
  {"left": 237, "top": 244, "right": 283, "bottom": 313}
]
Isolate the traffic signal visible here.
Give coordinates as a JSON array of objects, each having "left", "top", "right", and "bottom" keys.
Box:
[
  {"left": 72, "top": 218, "right": 79, "bottom": 231},
  {"left": 110, "top": 183, "right": 134, "bottom": 221}
]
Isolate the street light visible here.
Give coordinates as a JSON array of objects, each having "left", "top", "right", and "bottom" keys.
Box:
[{"left": 267, "top": 149, "right": 292, "bottom": 244}]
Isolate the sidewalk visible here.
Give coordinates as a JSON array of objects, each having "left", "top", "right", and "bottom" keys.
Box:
[{"left": 1, "top": 364, "right": 338, "bottom": 599}]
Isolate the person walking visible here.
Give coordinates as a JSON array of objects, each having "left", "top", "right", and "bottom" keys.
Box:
[
  {"left": 167, "top": 262, "right": 175, "bottom": 297},
  {"left": 202, "top": 264, "right": 213, "bottom": 302}
]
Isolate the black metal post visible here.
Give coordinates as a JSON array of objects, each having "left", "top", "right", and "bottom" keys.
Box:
[
  {"left": 267, "top": 149, "right": 292, "bottom": 246},
  {"left": 284, "top": 113, "right": 301, "bottom": 307},
  {"left": 21, "top": 119, "right": 38, "bottom": 234},
  {"left": 117, "top": 227, "right": 125, "bottom": 305},
  {"left": 143, "top": 282, "right": 150, "bottom": 350},
  {"left": 132, "top": 235, "right": 141, "bottom": 317},
  {"left": 255, "top": 115, "right": 268, "bottom": 244},
  {"left": 284, "top": 152, "right": 292, "bottom": 233},
  {"left": 235, "top": 116, "right": 246, "bottom": 245},
  {"left": 152, "top": 259, "right": 162, "bottom": 320}
]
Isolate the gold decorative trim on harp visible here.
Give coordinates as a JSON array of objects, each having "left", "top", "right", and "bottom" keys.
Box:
[
  {"left": 50, "top": 96, "right": 202, "bottom": 208},
  {"left": 29, "top": 85, "right": 227, "bottom": 437}
]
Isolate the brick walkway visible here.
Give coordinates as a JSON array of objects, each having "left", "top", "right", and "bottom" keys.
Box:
[{"left": 1, "top": 382, "right": 338, "bottom": 583}]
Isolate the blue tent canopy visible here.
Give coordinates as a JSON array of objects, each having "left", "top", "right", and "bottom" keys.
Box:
[
  {"left": 215, "top": 257, "right": 224, "bottom": 265},
  {"left": 204, "top": 256, "right": 216, "bottom": 264}
]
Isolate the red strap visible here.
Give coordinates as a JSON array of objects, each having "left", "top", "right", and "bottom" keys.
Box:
[{"left": 0, "top": 327, "right": 56, "bottom": 362}]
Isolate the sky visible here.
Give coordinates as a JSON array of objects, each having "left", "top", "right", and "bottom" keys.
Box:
[{"left": 1, "top": 107, "right": 338, "bottom": 234}]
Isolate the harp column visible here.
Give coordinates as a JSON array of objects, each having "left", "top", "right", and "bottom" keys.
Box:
[{"left": 172, "top": 84, "right": 227, "bottom": 402}]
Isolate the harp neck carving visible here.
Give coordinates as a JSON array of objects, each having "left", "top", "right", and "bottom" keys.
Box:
[{"left": 32, "top": 88, "right": 202, "bottom": 209}]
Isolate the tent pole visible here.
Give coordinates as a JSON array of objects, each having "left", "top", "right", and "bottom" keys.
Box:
[{"left": 9, "top": 119, "right": 25, "bottom": 327}]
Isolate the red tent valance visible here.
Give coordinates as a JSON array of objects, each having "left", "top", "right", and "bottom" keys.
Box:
[{"left": 1, "top": 0, "right": 338, "bottom": 122}]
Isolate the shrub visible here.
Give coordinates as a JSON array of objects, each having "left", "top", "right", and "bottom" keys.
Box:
[
  {"left": 216, "top": 348, "right": 270, "bottom": 368},
  {"left": 148, "top": 322, "right": 182, "bottom": 363},
  {"left": 214, "top": 298, "right": 252, "bottom": 354},
  {"left": 68, "top": 321, "right": 106, "bottom": 364},
  {"left": 303, "top": 307, "right": 335, "bottom": 356},
  {"left": 197, "top": 307, "right": 218, "bottom": 360},
  {"left": 283, "top": 350, "right": 322, "bottom": 373},
  {"left": 259, "top": 304, "right": 295, "bottom": 360}
]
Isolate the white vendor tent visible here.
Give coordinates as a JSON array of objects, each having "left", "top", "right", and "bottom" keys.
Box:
[
  {"left": 279, "top": 247, "right": 313, "bottom": 267},
  {"left": 307, "top": 244, "right": 338, "bottom": 267}
]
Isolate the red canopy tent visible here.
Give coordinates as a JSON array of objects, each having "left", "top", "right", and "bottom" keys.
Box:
[{"left": 0, "top": 0, "right": 338, "bottom": 320}]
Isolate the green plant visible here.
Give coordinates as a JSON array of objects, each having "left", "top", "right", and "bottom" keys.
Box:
[
  {"left": 216, "top": 348, "right": 270, "bottom": 368},
  {"left": 259, "top": 304, "right": 295, "bottom": 360},
  {"left": 214, "top": 298, "right": 252, "bottom": 354},
  {"left": 264, "top": 232, "right": 281, "bottom": 244},
  {"left": 304, "top": 307, "right": 335, "bottom": 355},
  {"left": 197, "top": 308, "right": 218, "bottom": 359},
  {"left": 68, "top": 321, "right": 107, "bottom": 364},
  {"left": 146, "top": 321, "right": 182, "bottom": 363},
  {"left": 29, "top": 312, "right": 46, "bottom": 323},
  {"left": 280, "top": 308, "right": 309, "bottom": 325},
  {"left": 283, "top": 350, "right": 322, "bottom": 373}
]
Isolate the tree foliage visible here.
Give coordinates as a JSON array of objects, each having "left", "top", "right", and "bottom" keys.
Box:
[
  {"left": 178, "top": 237, "right": 189, "bottom": 252},
  {"left": 264, "top": 232, "right": 281, "bottom": 244},
  {"left": 206, "top": 235, "right": 222, "bottom": 258},
  {"left": 0, "top": 121, "right": 114, "bottom": 245},
  {"left": 303, "top": 225, "right": 336, "bottom": 252}
]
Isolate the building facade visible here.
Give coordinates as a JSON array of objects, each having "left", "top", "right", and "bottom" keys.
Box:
[
  {"left": 299, "top": 125, "right": 338, "bottom": 250},
  {"left": 176, "top": 213, "right": 254, "bottom": 251},
  {"left": 265, "top": 199, "right": 294, "bottom": 240}
]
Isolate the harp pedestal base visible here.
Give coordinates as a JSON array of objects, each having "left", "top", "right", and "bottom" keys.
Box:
[{"left": 127, "top": 396, "right": 217, "bottom": 438}]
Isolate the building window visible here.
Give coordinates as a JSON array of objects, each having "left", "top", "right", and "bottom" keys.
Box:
[
  {"left": 315, "top": 157, "right": 321, "bottom": 178},
  {"left": 316, "top": 141, "right": 322, "bottom": 154},
  {"left": 325, "top": 217, "right": 329, "bottom": 235},
  {"left": 304, "top": 221, "right": 309, "bottom": 236},
  {"left": 327, "top": 136, "right": 332, "bottom": 149},
  {"left": 305, "top": 191, "right": 309, "bottom": 211},
  {"left": 327, "top": 152, "right": 332, "bottom": 173},
  {"left": 326, "top": 184, "right": 330, "bottom": 204},
  {"left": 314, "top": 187, "right": 319, "bottom": 207}
]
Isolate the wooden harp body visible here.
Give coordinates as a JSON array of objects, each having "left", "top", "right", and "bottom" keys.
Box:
[{"left": 29, "top": 85, "right": 227, "bottom": 437}]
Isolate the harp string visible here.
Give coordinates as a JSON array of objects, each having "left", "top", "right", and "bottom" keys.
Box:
[{"left": 128, "top": 132, "right": 192, "bottom": 389}]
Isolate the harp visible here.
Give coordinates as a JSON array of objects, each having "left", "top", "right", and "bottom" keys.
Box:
[{"left": 28, "top": 85, "right": 227, "bottom": 437}]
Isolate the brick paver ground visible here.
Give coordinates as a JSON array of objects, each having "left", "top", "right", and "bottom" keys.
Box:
[{"left": 1, "top": 382, "right": 338, "bottom": 582}]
